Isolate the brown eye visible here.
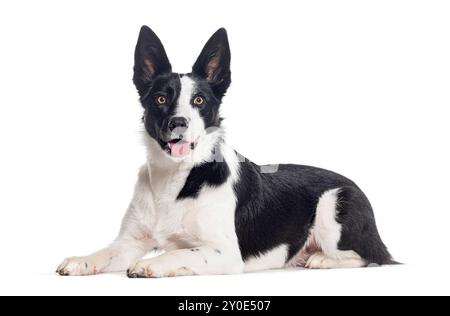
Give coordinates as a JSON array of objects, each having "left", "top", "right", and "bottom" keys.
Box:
[
  {"left": 155, "top": 96, "right": 167, "bottom": 105},
  {"left": 193, "top": 96, "right": 205, "bottom": 106}
]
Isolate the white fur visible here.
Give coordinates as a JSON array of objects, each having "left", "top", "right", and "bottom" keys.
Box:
[
  {"left": 312, "top": 188, "right": 343, "bottom": 257},
  {"left": 244, "top": 244, "right": 288, "bottom": 272},
  {"left": 174, "top": 76, "right": 206, "bottom": 147},
  {"left": 175, "top": 76, "right": 196, "bottom": 119}
]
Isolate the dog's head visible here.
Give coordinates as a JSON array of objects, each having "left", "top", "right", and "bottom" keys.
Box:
[{"left": 133, "top": 26, "right": 231, "bottom": 161}]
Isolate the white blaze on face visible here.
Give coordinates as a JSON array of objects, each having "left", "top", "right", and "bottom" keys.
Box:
[
  {"left": 169, "top": 76, "right": 206, "bottom": 159},
  {"left": 176, "top": 76, "right": 197, "bottom": 119}
]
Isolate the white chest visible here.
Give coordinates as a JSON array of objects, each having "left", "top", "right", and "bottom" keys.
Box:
[
  {"left": 146, "top": 166, "right": 193, "bottom": 249},
  {"left": 147, "top": 168, "right": 238, "bottom": 251},
  {"left": 141, "top": 142, "right": 241, "bottom": 252}
]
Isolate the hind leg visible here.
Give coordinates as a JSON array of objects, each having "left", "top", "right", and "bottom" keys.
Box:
[
  {"left": 288, "top": 187, "right": 393, "bottom": 269},
  {"left": 305, "top": 251, "right": 366, "bottom": 269},
  {"left": 303, "top": 189, "right": 367, "bottom": 269}
]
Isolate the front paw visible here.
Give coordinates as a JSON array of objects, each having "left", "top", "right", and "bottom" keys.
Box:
[
  {"left": 127, "top": 260, "right": 194, "bottom": 278},
  {"left": 127, "top": 260, "right": 157, "bottom": 278},
  {"left": 56, "top": 257, "right": 99, "bottom": 276}
]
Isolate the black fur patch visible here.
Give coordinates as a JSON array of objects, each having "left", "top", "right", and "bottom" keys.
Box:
[
  {"left": 141, "top": 73, "right": 182, "bottom": 147},
  {"left": 233, "top": 157, "right": 393, "bottom": 264},
  {"left": 177, "top": 160, "right": 231, "bottom": 200},
  {"left": 336, "top": 187, "right": 393, "bottom": 265}
]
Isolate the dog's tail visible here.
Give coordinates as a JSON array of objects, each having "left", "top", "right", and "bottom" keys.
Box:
[
  {"left": 366, "top": 259, "right": 403, "bottom": 267},
  {"left": 386, "top": 259, "right": 403, "bottom": 265}
]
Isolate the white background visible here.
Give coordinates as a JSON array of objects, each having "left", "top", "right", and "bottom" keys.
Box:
[{"left": 0, "top": 0, "right": 449, "bottom": 296}]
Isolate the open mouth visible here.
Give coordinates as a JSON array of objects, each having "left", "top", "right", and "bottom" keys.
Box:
[{"left": 162, "top": 138, "right": 197, "bottom": 158}]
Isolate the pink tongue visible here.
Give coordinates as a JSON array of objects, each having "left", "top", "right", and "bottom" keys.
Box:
[{"left": 169, "top": 142, "right": 191, "bottom": 158}]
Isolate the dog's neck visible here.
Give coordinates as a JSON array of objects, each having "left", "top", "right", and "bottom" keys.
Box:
[{"left": 141, "top": 127, "right": 240, "bottom": 202}]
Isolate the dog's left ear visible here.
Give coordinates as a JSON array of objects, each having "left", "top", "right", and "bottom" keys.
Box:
[{"left": 192, "top": 28, "right": 231, "bottom": 98}]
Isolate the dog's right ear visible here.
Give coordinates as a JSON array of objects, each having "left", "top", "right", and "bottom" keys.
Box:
[{"left": 133, "top": 26, "right": 172, "bottom": 97}]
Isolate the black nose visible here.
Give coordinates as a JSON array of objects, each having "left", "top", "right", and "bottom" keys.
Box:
[{"left": 168, "top": 117, "right": 189, "bottom": 131}]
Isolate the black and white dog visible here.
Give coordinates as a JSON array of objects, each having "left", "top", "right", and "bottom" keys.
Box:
[{"left": 57, "top": 26, "right": 395, "bottom": 278}]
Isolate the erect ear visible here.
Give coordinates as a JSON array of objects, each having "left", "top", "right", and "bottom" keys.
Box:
[
  {"left": 133, "top": 26, "right": 172, "bottom": 97},
  {"left": 192, "top": 28, "right": 231, "bottom": 97}
]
